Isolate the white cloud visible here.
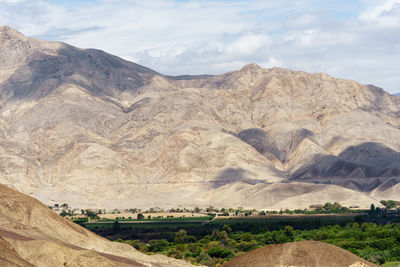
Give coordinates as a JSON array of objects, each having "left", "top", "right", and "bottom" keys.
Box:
[
  {"left": 226, "top": 33, "right": 270, "bottom": 56},
  {"left": 0, "top": 0, "right": 399, "bottom": 93},
  {"left": 359, "top": 0, "right": 400, "bottom": 20},
  {"left": 0, "top": 0, "right": 25, "bottom": 3}
]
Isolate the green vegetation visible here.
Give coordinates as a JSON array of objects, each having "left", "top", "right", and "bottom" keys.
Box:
[
  {"left": 85, "top": 209, "right": 100, "bottom": 220},
  {"left": 114, "top": 222, "right": 400, "bottom": 266},
  {"left": 59, "top": 210, "right": 68, "bottom": 217},
  {"left": 91, "top": 216, "right": 212, "bottom": 222},
  {"left": 381, "top": 261, "right": 400, "bottom": 267},
  {"left": 380, "top": 200, "right": 399, "bottom": 209},
  {"left": 77, "top": 204, "right": 400, "bottom": 266}
]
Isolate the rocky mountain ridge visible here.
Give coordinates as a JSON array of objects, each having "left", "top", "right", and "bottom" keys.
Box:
[{"left": 0, "top": 26, "right": 399, "bottom": 209}]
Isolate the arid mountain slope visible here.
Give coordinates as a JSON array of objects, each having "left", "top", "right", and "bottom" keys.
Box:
[
  {"left": 0, "top": 184, "right": 193, "bottom": 266},
  {"left": 0, "top": 26, "right": 399, "bottom": 209},
  {"left": 221, "top": 241, "right": 377, "bottom": 267}
]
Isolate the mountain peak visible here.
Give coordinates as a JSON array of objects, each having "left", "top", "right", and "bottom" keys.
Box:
[
  {"left": 0, "top": 25, "right": 27, "bottom": 42},
  {"left": 240, "top": 63, "right": 262, "bottom": 71}
]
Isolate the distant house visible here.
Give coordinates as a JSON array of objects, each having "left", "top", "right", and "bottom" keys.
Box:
[{"left": 309, "top": 204, "right": 323, "bottom": 210}]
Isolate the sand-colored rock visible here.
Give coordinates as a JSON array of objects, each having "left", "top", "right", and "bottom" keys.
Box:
[
  {"left": 0, "top": 184, "right": 194, "bottom": 266},
  {"left": 221, "top": 241, "right": 377, "bottom": 267},
  {"left": 0, "top": 26, "right": 399, "bottom": 209}
]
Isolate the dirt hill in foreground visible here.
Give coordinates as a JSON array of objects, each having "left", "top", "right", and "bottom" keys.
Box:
[
  {"left": 222, "top": 240, "right": 377, "bottom": 267},
  {"left": 0, "top": 184, "right": 193, "bottom": 267}
]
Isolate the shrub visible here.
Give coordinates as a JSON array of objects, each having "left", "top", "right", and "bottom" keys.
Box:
[{"left": 207, "top": 246, "right": 234, "bottom": 258}]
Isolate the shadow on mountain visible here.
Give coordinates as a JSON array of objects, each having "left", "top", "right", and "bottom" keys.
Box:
[
  {"left": 211, "top": 168, "right": 269, "bottom": 189},
  {"left": 0, "top": 45, "right": 158, "bottom": 102},
  {"left": 283, "top": 128, "right": 314, "bottom": 162},
  {"left": 290, "top": 142, "right": 400, "bottom": 191},
  {"left": 238, "top": 128, "right": 281, "bottom": 160}
]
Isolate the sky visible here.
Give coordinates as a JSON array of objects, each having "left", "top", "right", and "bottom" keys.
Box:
[{"left": 0, "top": 0, "right": 399, "bottom": 93}]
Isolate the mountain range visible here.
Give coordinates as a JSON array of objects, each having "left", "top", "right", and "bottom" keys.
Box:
[{"left": 1, "top": 25, "right": 399, "bottom": 210}]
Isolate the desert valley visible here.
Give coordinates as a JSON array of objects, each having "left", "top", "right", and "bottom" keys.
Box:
[{"left": 1, "top": 22, "right": 400, "bottom": 267}]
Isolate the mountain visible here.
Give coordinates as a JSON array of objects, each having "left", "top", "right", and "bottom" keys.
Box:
[
  {"left": 395, "top": 93, "right": 400, "bottom": 96},
  {"left": 0, "top": 26, "right": 399, "bottom": 209},
  {"left": 290, "top": 142, "right": 400, "bottom": 192},
  {"left": 0, "top": 184, "right": 192, "bottom": 266},
  {"left": 221, "top": 241, "right": 377, "bottom": 267}
]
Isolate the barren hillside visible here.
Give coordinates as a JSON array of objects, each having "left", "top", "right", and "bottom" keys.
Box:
[
  {"left": 0, "top": 184, "right": 193, "bottom": 266},
  {"left": 0, "top": 26, "right": 399, "bottom": 209}
]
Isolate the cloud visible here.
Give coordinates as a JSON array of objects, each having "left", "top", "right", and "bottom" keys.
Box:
[
  {"left": 0, "top": 0, "right": 25, "bottom": 3},
  {"left": 0, "top": 0, "right": 399, "bottom": 93}
]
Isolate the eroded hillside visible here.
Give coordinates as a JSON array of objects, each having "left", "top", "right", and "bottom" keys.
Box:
[
  {"left": 0, "top": 26, "right": 399, "bottom": 209},
  {"left": 0, "top": 184, "right": 193, "bottom": 266}
]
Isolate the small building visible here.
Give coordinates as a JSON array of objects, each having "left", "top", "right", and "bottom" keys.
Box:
[{"left": 309, "top": 204, "right": 323, "bottom": 210}]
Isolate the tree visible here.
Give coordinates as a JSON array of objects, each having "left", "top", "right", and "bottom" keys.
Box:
[
  {"left": 235, "top": 240, "right": 258, "bottom": 252},
  {"left": 148, "top": 239, "right": 169, "bottom": 252},
  {"left": 60, "top": 210, "right": 68, "bottom": 217},
  {"left": 207, "top": 246, "right": 233, "bottom": 258},
  {"left": 187, "top": 243, "right": 202, "bottom": 257},
  {"left": 137, "top": 213, "right": 144, "bottom": 220},
  {"left": 85, "top": 210, "right": 99, "bottom": 220},
  {"left": 167, "top": 246, "right": 184, "bottom": 259},
  {"left": 223, "top": 224, "right": 232, "bottom": 233},
  {"left": 174, "top": 229, "right": 189, "bottom": 243},
  {"left": 212, "top": 229, "right": 228, "bottom": 241},
  {"left": 284, "top": 225, "right": 294, "bottom": 239},
  {"left": 380, "top": 200, "right": 397, "bottom": 209},
  {"left": 112, "top": 221, "right": 120, "bottom": 233}
]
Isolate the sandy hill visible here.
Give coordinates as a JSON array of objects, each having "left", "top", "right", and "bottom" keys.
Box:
[
  {"left": 0, "top": 26, "right": 399, "bottom": 209},
  {"left": 0, "top": 184, "right": 194, "bottom": 266},
  {"left": 221, "top": 240, "right": 377, "bottom": 267}
]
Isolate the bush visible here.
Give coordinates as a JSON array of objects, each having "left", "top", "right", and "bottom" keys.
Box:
[
  {"left": 187, "top": 243, "right": 202, "bottom": 257},
  {"left": 167, "top": 244, "right": 185, "bottom": 259},
  {"left": 235, "top": 240, "right": 258, "bottom": 252},
  {"left": 60, "top": 210, "right": 68, "bottom": 217},
  {"left": 207, "top": 246, "right": 234, "bottom": 258},
  {"left": 148, "top": 239, "right": 169, "bottom": 252}
]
